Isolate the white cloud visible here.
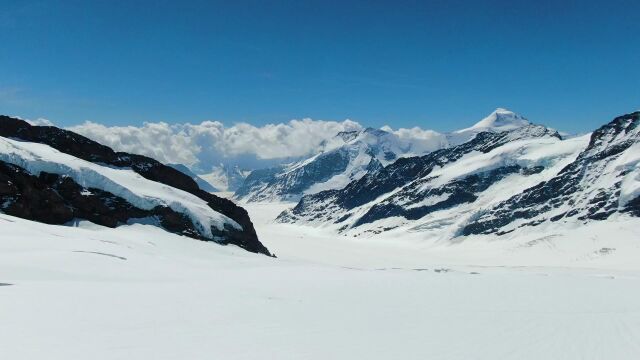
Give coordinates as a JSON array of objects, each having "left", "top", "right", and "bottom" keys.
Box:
[
  {"left": 67, "top": 118, "right": 447, "bottom": 172},
  {"left": 381, "top": 125, "right": 449, "bottom": 153},
  {"left": 68, "top": 121, "right": 200, "bottom": 167},
  {"left": 67, "top": 118, "right": 363, "bottom": 171}
]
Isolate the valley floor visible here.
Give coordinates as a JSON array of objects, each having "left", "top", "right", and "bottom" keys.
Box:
[{"left": 1, "top": 202, "right": 639, "bottom": 359}]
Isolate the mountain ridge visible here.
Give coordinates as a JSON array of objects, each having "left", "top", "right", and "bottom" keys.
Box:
[
  {"left": 236, "top": 108, "right": 551, "bottom": 202},
  {"left": 276, "top": 111, "right": 639, "bottom": 242},
  {"left": 0, "top": 115, "right": 271, "bottom": 256}
]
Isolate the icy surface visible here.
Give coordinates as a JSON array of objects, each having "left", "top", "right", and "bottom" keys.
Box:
[
  {"left": 2, "top": 205, "right": 639, "bottom": 360},
  {"left": 0, "top": 137, "right": 241, "bottom": 236}
]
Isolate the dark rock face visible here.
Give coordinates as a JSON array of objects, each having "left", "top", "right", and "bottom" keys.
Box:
[
  {"left": 0, "top": 162, "right": 74, "bottom": 224},
  {"left": 279, "top": 124, "right": 560, "bottom": 228},
  {"left": 0, "top": 116, "right": 271, "bottom": 256},
  {"left": 461, "top": 112, "right": 640, "bottom": 236},
  {"left": 353, "top": 165, "right": 524, "bottom": 227},
  {"left": 0, "top": 161, "right": 203, "bottom": 239}
]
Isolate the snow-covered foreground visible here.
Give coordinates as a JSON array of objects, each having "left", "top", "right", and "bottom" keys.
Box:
[
  {"left": 1, "top": 204, "right": 640, "bottom": 359},
  {"left": 252, "top": 202, "right": 640, "bottom": 271}
]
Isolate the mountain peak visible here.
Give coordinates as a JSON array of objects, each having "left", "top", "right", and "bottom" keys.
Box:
[{"left": 468, "top": 108, "right": 530, "bottom": 131}]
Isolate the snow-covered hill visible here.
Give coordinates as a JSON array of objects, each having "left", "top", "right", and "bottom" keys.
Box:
[
  {"left": 278, "top": 111, "right": 640, "bottom": 241},
  {"left": 0, "top": 116, "right": 271, "bottom": 255}
]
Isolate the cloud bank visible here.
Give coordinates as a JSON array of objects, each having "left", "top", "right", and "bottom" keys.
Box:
[
  {"left": 68, "top": 119, "right": 363, "bottom": 171},
  {"left": 66, "top": 118, "right": 448, "bottom": 173}
]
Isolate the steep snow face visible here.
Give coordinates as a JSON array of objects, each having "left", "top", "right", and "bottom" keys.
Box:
[
  {"left": 0, "top": 137, "right": 241, "bottom": 238},
  {"left": 235, "top": 127, "right": 448, "bottom": 202}
]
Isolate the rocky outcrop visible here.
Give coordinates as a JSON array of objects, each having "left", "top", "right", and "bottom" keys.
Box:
[
  {"left": 0, "top": 161, "right": 204, "bottom": 238},
  {"left": 0, "top": 115, "right": 271, "bottom": 256}
]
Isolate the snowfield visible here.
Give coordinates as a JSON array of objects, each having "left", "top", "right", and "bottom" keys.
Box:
[{"left": 1, "top": 202, "right": 640, "bottom": 360}]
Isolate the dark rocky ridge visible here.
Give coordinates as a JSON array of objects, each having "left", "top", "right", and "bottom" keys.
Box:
[{"left": 0, "top": 115, "right": 271, "bottom": 256}]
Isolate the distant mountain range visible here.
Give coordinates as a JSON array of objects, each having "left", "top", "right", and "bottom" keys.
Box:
[
  {"left": 235, "top": 108, "right": 553, "bottom": 202},
  {"left": 234, "top": 125, "right": 445, "bottom": 202},
  {"left": 276, "top": 110, "right": 639, "bottom": 241}
]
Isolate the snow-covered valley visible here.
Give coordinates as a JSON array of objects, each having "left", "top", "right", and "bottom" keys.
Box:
[
  {"left": 4, "top": 2, "right": 639, "bottom": 357},
  {"left": 2, "top": 111, "right": 640, "bottom": 359},
  {"left": 1, "top": 201, "right": 639, "bottom": 360}
]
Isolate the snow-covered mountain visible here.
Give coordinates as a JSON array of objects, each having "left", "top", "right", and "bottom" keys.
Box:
[
  {"left": 462, "top": 111, "right": 640, "bottom": 235},
  {"left": 447, "top": 107, "right": 534, "bottom": 145},
  {"left": 278, "top": 111, "right": 640, "bottom": 241},
  {"left": 234, "top": 126, "right": 448, "bottom": 202},
  {"left": 235, "top": 108, "right": 542, "bottom": 202},
  {"left": 199, "top": 164, "right": 251, "bottom": 192},
  {"left": 0, "top": 115, "right": 271, "bottom": 255}
]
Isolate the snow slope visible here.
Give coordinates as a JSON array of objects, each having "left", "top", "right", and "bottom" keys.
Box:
[
  {"left": 0, "top": 137, "right": 241, "bottom": 237},
  {"left": 1, "top": 206, "right": 640, "bottom": 360}
]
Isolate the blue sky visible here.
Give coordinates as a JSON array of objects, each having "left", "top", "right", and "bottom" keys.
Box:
[{"left": 1, "top": 0, "right": 639, "bottom": 133}]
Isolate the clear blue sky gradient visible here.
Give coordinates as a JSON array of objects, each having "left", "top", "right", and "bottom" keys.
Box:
[{"left": 1, "top": 0, "right": 639, "bottom": 133}]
